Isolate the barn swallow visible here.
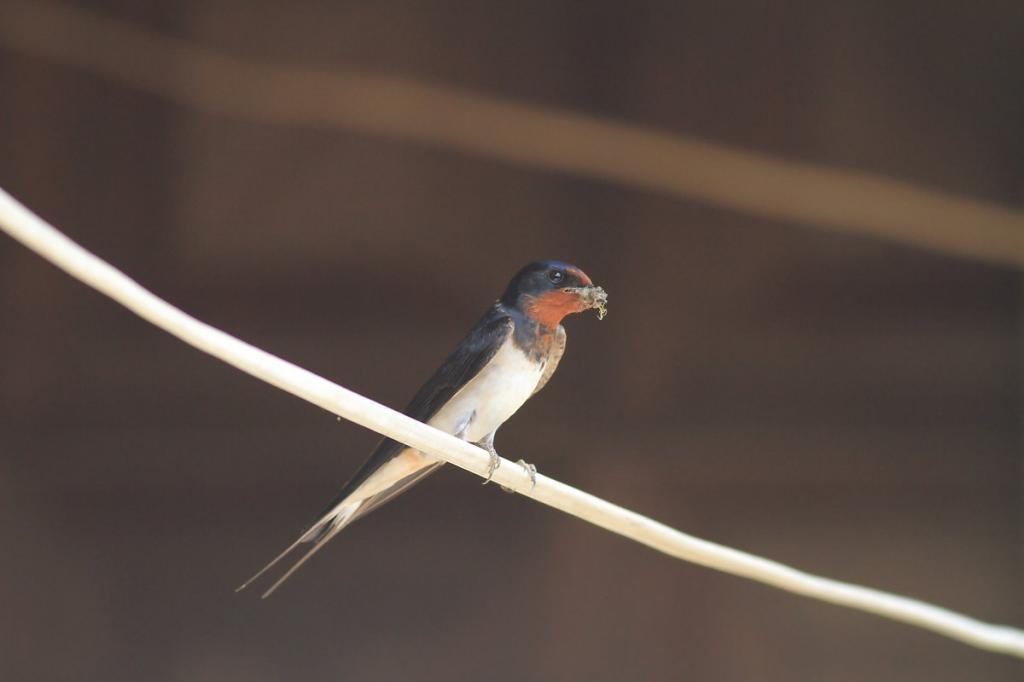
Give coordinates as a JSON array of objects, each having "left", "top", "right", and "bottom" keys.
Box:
[{"left": 237, "top": 260, "right": 607, "bottom": 597}]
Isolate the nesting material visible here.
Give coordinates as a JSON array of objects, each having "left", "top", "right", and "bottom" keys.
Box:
[{"left": 565, "top": 285, "right": 608, "bottom": 320}]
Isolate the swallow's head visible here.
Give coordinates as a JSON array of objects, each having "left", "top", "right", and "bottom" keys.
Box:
[{"left": 502, "top": 260, "right": 608, "bottom": 327}]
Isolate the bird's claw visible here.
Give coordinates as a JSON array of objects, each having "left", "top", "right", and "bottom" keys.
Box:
[
  {"left": 475, "top": 441, "right": 501, "bottom": 485},
  {"left": 501, "top": 459, "right": 537, "bottom": 494}
]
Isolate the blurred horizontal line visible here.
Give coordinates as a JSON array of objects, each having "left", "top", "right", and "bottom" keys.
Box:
[{"left": 2, "top": 1, "right": 1023, "bottom": 267}]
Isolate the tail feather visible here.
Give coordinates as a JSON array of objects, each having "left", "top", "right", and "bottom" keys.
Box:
[
  {"left": 259, "top": 522, "right": 347, "bottom": 599},
  {"left": 234, "top": 534, "right": 306, "bottom": 594},
  {"left": 236, "top": 452, "right": 444, "bottom": 597},
  {"left": 235, "top": 502, "right": 362, "bottom": 597}
]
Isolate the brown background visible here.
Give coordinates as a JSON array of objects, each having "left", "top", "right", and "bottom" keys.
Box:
[{"left": 1, "top": 2, "right": 1021, "bottom": 680}]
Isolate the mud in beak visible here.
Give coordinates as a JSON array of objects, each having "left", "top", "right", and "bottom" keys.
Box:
[{"left": 562, "top": 285, "right": 609, "bottom": 319}]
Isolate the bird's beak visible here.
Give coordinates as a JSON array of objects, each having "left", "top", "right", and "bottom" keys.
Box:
[{"left": 561, "top": 284, "right": 608, "bottom": 319}]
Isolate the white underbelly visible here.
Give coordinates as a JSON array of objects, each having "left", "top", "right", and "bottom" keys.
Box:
[{"left": 428, "top": 341, "right": 544, "bottom": 443}]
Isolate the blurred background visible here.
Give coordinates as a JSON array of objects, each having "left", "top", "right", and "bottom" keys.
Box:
[{"left": 1, "top": 1, "right": 1022, "bottom": 680}]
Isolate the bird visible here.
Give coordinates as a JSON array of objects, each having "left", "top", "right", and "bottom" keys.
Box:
[{"left": 236, "top": 260, "right": 607, "bottom": 597}]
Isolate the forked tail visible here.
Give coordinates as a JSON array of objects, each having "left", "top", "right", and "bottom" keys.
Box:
[
  {"left": 236, "top": 449, "right": 445, "bottom": 597},
  {"left": 235, "top": 502, "right": 363, "bottom": 598}
]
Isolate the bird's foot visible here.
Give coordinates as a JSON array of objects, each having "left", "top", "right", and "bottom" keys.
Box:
[
  {"left": 474, "top": 440, "right": 501, "bottom": 485},
  {"left": 501, "top": 459, "right": 537, "bottom": 494}
]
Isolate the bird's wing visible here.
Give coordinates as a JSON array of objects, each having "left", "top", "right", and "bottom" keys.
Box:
[
  {"left": 325, "top": 308, "right": 515, "bottom": 503},
  {"left": 532, "top": 324, "right": 566, "bottom": 395},
  {"left": 403, "top": 308, "right": 516, "bottom": 421},
  {"left": 240, "top": 309, "right": 515, "bottom": 596},
  {"left": 352, "top": 459, "right": 446, "bottom": 518}
]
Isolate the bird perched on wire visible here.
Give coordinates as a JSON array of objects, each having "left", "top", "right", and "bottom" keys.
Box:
[{"left": 237, "top": 260, "right": 608, "bottom": 597}]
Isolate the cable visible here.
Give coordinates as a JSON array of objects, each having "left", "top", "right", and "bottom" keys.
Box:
[{"left": 1, "top": 186, "right": 1022, "bottom": 658}]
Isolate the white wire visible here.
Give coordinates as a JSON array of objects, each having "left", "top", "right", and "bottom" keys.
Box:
[{"left": 1, "top": 186, "right": 1022, "bottom": 659}]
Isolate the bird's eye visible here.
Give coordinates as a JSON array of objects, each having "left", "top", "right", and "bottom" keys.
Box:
[{"left": 548, "top": 270, "right": 565, "bottom": 284}]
